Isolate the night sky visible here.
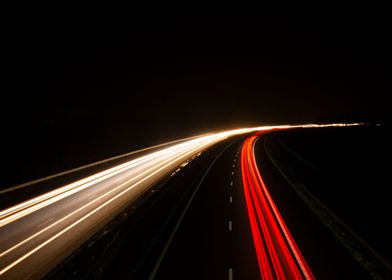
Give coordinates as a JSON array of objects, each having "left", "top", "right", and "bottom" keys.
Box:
[{"left": 2, "top": 11, "right": 389, "bottom": 186}]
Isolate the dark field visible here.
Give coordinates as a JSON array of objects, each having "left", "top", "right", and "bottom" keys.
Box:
[{"left": 262, "top": 125, "right": 391, "bottom": 278}]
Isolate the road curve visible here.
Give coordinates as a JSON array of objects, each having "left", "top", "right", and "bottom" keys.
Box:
[
  {"left": 0, "top": 124, "right": 359, "bottom": 279},
  {"left": 241, "top": 132, "right": 315, "bottom": 280}
]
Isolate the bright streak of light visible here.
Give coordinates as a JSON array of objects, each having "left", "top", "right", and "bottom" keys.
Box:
[
  {"left": 241, "top": 132, "right": 316, "bottom": 280},
  {"left": 0, "top": 140, "right": 212, "bottom": 275},
  {"left": 0, "top": 135, "right": 221, "bottom": 227},
  {"left": 0, "top": 134, "right": 213, "bottom": 196},
  {"left": 0, "top": 123, "right": 359, "bottom": 278}
]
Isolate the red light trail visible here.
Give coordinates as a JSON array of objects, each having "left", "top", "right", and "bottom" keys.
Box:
[{"left": 241, "top": 132, "right": 315, "bottom": 280}]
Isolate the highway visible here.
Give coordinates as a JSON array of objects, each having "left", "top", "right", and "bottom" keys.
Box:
[
  {"left": 0, "top": 128, "right": 259, "bottom": 279},
  {"left": 152, "top": 131, "right": 316, "bottom": 280},
  {"left": 151, "top": 125, "right": 371, "bottom": 280},
  {"left": 0, "top": 124, "right": 363, "bottom": 279}
]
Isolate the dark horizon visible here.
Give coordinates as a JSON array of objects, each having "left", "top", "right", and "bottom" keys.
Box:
[{"left": 1, "top": 12, "right": 389, "bottom": 186}]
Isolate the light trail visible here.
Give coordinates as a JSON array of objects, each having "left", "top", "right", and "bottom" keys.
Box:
[
  {"left": 0, "top": 135, "right": 223, "bottom": 227},
  {"left": 0, "top": 123, "right": 360, "bottom": 279},
  {"left": 0, "top": 140, "right": 212, "bottom": 275},
  {"left": 241, "top": 131, "right": 315, "bottom": 280},
  {"left": 0, "top": 134, "right": 212, "bottom": 196},
  {"left": 0, "top": 127, "right": 261, "bottom": 279}
]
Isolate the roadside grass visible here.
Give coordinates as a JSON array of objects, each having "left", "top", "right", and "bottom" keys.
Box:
[{"left": 264, "top": 134, "right": 392, "bottom": 280}]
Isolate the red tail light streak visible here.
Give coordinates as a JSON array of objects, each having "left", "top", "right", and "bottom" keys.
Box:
[{"left": 241, "top": 133, "right": 315, "bottom": 280}]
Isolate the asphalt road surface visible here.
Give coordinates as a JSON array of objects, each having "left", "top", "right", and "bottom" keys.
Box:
[
  {"left": 151, "top": 137, "right": 260, "bottom": 280},
  {"left": 1, "top": 124, "right": 374, "bottom": 279}
]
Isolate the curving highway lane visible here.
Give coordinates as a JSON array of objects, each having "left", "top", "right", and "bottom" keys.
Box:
[{"left": 0, "top": 124, "right": 360, "bottom": 279}]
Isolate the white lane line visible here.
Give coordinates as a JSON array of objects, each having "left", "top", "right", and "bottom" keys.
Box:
[
  {"left": 232, "top": 164, "right": 235, "bottom": 168},
  {"left": 231, "top": 171, "right": 234, "bottom": 175},
  {"left": 229, "top": 221, "right": 232, "bottom": 231},
  {"left": 148, "top": 140, "right": 238, "bottom": 280},
  {"left": 230, "top": 181, "right": 233, "bottom": 186},
  {"left": 229, "top": 268, "right": 233, "bottom": 280},
  {"left": 234, "top": 159, "right": 236, "bottom": 162},
  {"left": 229, "top": 196, "right": 232, "bottom": 203}
]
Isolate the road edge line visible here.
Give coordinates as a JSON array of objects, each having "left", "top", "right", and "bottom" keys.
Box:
[{"left": 148, "top": 138, "right": 239, "bottom": 280}]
